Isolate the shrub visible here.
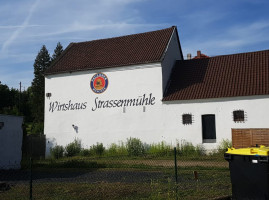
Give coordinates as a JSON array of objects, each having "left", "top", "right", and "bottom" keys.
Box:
[
  {"left": 148, "top": 141, "right": 173, "bottom": 156},
  {"left": 31, "top": 122, "right": 44, "bottom": 135},
  {"left": 80, "top": 143, "right": 106, "bottom": 157},
  {"left": 177, "top": 140, "right": 204, "bottom": 156},
  {"left": 217, "top": 139, "right": 232, "bottom": 153},
  {"left": 126, "top": 137, "right": 145, "bottom": 156},
  {"left": 80, "top": 149, "right": 92, "bottom": 157},
  {"left": 65, "top": 139, "right": 82, "bottom": 157},
  {"left": 107, "top": 143, "right": 118, "bottom": 155},
  {"left": 107, "top": 142, "right": 128, "bottom": 156},
  {"left": 90, "top": 143, "right": 105, "bottom": 156},
  {"left": 50, "top": 145, "right": 64, "bottom": 159}
]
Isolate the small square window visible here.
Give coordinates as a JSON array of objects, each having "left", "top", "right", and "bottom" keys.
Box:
[
  {"left": 182, "top": 114, "right": 192, "bottom": 125},
  {"left": 233, "top": 110, "right": 245, "bottom": 122}
]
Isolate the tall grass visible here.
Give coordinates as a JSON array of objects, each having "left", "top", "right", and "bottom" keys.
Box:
[
  {"left": 50, "top": 145, "right": 64, "bottom": 159},
  {"left": 216, "top": 139, "right": 232, "bottom": 154},
  {"left": 49, "top": 138, "right": 229, "bottom": 159},
  {"left": 80, "top": 143, "right": 105, "bottom": 157},
  {"left": 148, "top": 141, "right": 173, "bottom": 156},
  {"left": 177, "top": 140, "right": 205, "bottom": 157},
  {"left": 106, "top": 141, "right": 128, "bottom": 156}
]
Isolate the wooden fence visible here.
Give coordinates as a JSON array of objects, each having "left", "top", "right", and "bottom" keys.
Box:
[{"left": 232, "top": 129, "right": 269, "bottom": 148}]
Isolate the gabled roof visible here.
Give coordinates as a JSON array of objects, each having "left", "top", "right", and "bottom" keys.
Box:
[
  {"left": 163, "top": 49, "right": 269, "bottom": 101},
  {"left": 45, "top": 26, "right": 181, "bottom": 75}
]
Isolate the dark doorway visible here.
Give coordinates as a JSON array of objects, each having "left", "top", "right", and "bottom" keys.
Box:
[{"left": 202, "top": 114, "right": 216, "bottom": 143}]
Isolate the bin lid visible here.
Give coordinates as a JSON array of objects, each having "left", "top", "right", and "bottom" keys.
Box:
[{"left": 226, "top": 145, "right": 269, "bottom": 156}]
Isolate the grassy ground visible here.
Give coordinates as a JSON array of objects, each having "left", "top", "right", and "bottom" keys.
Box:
[
  {"left": 1, "top": 155, "right": 231, "bottom": 200},
  {"left": 0, "top": 174, "right": 231, "bottom": 200},
  {"left": 1, "top": 182, "right": 158, "bottom": 200}
]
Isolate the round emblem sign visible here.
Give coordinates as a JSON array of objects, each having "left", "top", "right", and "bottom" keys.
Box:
[{"left": 90, "top": 73, "right": 109, "bottom": 94}]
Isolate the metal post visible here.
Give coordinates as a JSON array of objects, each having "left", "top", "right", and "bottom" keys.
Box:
[
  {"left": 29, "top": 157, "right": 32, "bottom": 200},
  {"left": 174, "top": 147, "right": 178, "bottom": 183},
  {"left": 174, "top": 147, "right": 179, "bottom": 200},
  {"left": 19, "top": 82, "right": 21, "bottom": 113}
]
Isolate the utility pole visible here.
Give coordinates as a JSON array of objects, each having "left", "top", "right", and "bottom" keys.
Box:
[{"left": 19, "top": 82, "right": 22, "bottom": 113}]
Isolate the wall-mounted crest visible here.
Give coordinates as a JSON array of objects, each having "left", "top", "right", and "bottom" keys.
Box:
[{"left": 90, "top": 73, "right": 109, "bottom": 94}]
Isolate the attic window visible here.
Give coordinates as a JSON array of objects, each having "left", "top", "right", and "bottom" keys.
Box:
[
  {"left": 182, "top": 114, "right": 192, "bottom": 125},
  {"left": 233, "top": 110, "right": 245, "bottom": 122}
]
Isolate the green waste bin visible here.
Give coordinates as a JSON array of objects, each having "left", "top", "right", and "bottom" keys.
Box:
[{"left": 225, "top": 145, "right": 269, "bottom": 200}]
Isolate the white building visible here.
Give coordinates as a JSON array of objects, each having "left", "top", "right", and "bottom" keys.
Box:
[
  {"left": 44, "top": 26, "right": 269, "bottom": 153},
  {"left": 0, "top": 114, "right": 23, "bottom": 169}
]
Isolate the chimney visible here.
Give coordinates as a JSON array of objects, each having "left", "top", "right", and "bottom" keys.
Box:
[
  {"left": 197, "top": 50, "right": 201, "bottom": 58},
  {"left": 187, "top": 53, "right": 192, "bottom": 60}
]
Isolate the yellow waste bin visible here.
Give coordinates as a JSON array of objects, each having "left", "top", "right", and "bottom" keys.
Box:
[{"left": 225, "top": 145, "right": 269, "bottom": 200}]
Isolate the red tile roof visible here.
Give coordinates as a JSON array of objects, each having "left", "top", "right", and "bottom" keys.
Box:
[
  {"left": 163, "top": 50, "right": 269, "bottom": 101},
  {"left": 45, "top": 26, "right": 179, "bottom": 75}
]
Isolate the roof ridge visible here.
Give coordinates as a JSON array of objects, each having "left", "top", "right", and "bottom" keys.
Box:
[
  {"left": 73, "top": 26, "right": 175, "bottom": 45},
  {"left": 210, "top": 49, "right": 269, "bottom": 59},
  {"left": 179, "top": 49, "right": 269, "bottom": 62}
]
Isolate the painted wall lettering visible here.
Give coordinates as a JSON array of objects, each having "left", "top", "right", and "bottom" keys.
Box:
[
  {"left": 91, "top": 93, "right": 155, "bottom": 111},
  {"left": 49, "top": 100, "right": 87, "bottom": 112},
  {"left": 48, "top": 93, "right": 156, "bottom": 112}
]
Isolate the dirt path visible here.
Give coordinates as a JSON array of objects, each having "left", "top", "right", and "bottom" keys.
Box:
[{"left": 119, "top": 160, "right": 228, "bottom": 168}]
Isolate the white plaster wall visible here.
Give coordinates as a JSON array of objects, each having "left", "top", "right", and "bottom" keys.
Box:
[
  {"left": 45, "top": 61, "right": 269, "bottom": 155},
  {"left": 45, "top": 51, "right": 269, "bottom": 154},
  {"left": 44, "top": 63, "right": 164, "bottom": 155},
  {"left": 162, "top": 95, "right": 269, "bottom": 149},
  {"left": 0, "top": 115, "right": 23, "bottom": 169},
  {"left": 161, "top": 30, "right": 182, "bottom": 94}
]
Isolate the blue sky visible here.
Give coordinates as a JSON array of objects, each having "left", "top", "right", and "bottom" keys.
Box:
[{"left": 1, "top": 0, "right": 269, "bottom": 89}]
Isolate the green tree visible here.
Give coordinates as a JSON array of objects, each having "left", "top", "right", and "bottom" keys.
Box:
[
  {"left": 31, "top": 45, "right": 51, "bottom": 134},
  {"left": 21, "top": 87, "right": 33, "bottom": 122},
  {"left": 0, "top": 82, "right": 12, "bottom": 111},
  {"left": 51, "top": 42, "right": 63, "bottom": 64},
  {"left": 0, "top": 82, "right": 20, "bottom": 115}
]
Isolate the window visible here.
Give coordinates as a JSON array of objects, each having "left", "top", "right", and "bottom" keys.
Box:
[
  {"left": 202, "top": 115, "right": 216, "bottom": 143},
  {"left": 182, "top": 114, "right": 192, "bottom": 125},
  {"left": 233, "top": 110, "right": 245, "bottom": 122}
]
